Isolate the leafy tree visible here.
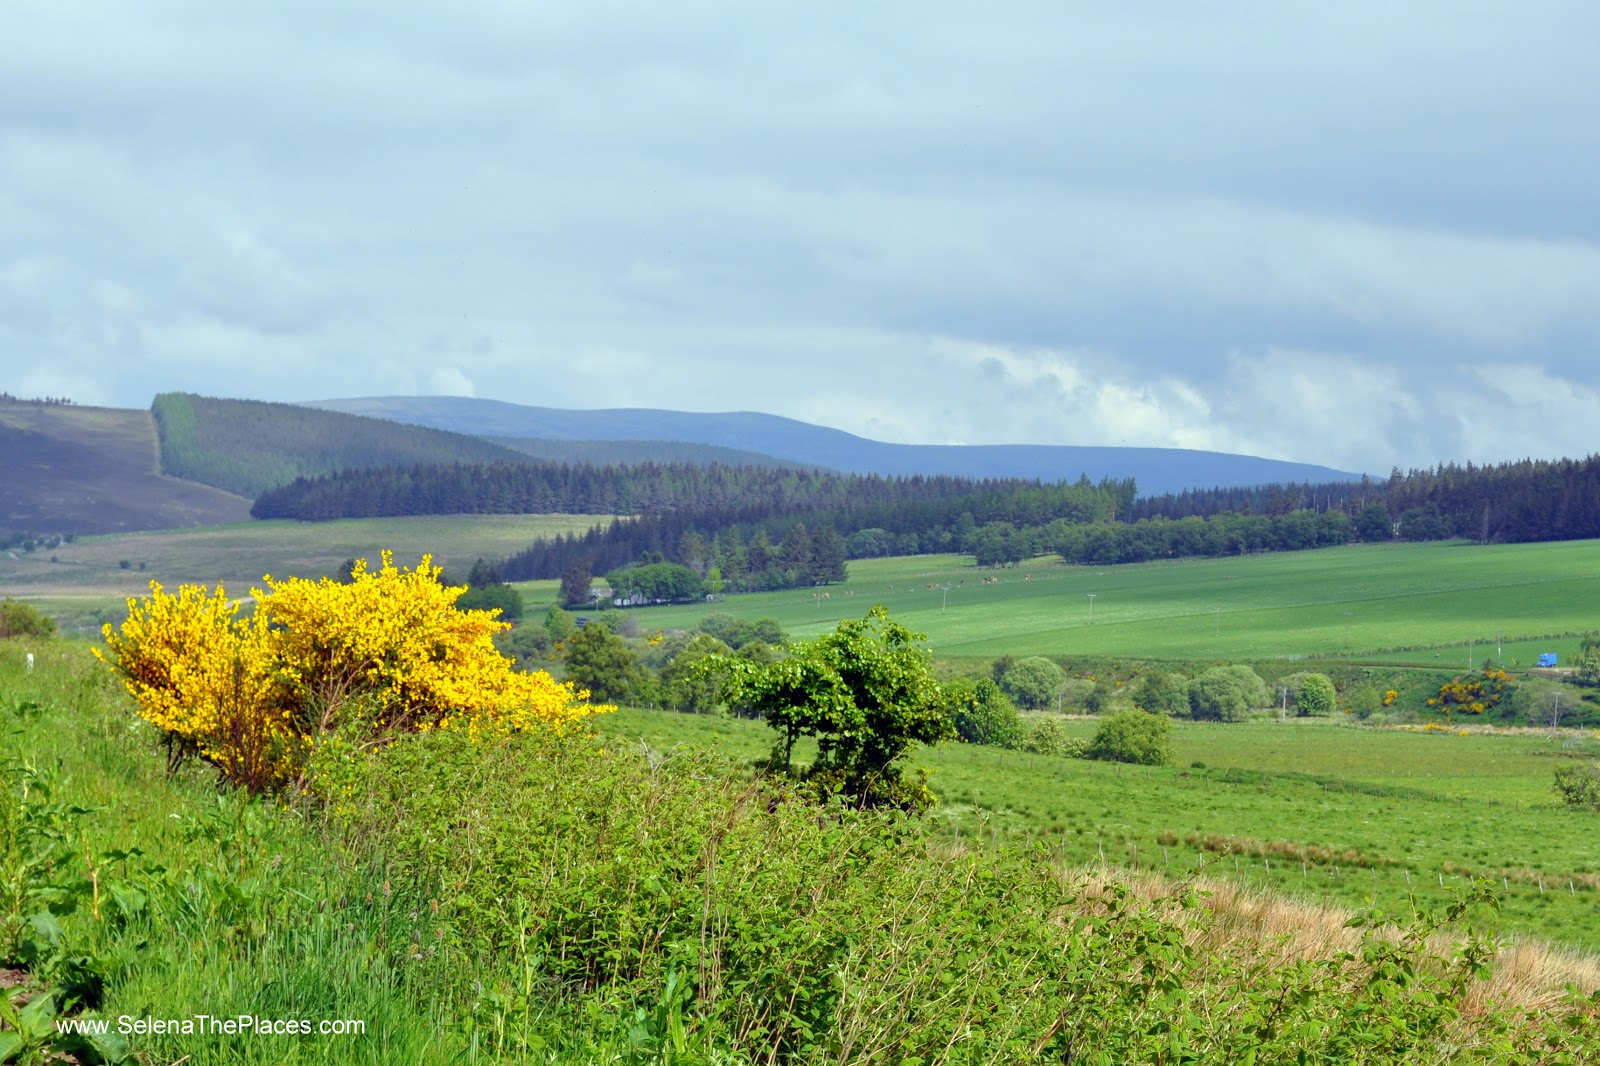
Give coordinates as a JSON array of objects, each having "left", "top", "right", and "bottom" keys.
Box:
[
  {"left": 1133, "top": 671, "right": 1188, "bottom": 716},
  {"left": 604, "top": 561, "right": 706, "bottom": 604},
  {"left": 1022, "top": 717, "right": 1077, "bottom": 757},
  {"left": 559, "top": 558, "right": 593, "bottom": 607},
  {"left": 1355, "top": 504, "right": 1392, "bottom": 542},
  {"left": 457, "top": 582, "right": 523, "bottom": 621},
  {"left": 1188, "top": 665, "right": 1270, "bottom": 722},
  {"left": 544, "top": 604, "right": 575, "bottom": 642},
  {"left": 1086, "top": 709, "right": 1173, "bottom": 766},
  {"left": 660, "top": 633, "right": 733, "bottom": 712},
  {"left": 1293, "top": 673, "right": 1337, "bottom": 717},
  {"left": 999, "top": 656, "right": 1063, "bottom": 710},
  {"left": 707, "top": 606, "right": 953, "bottom": 812},
  {"left": 945, "top": 677, "right": 1024, "bottom": 749},
  {"left": 562, "top": 622, "right": 644, "bottom": 704}
]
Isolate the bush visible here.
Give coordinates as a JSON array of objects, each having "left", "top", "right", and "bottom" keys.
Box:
[
  {"left": 97, "top": 551, "right": 601, "bottom": 793},
  {"left": 1188, "top": 665, "right": 1270, "bottom": 722},
  {"left": 1023, "top": 716, "right": 1084, "bottom": 757},
  {"left": 1133, "top": 671, "right": 1188, "bottom": 716},
  {"left": 946, "top": 677, "right": 1024, "bottom": 749},
  {"left": 0, "top": 599, "right": 55, "bottom": 640},
  {"left": 999, "top": 656, "right": 1063, "bottom": 709},
  {"left": 1086, "top": 709, "right": 1174, "bottom": 766},
  {"left": 1554, "top": 764, "right": 1600, "bottom": 809},
  {"left": 1289, "top": 672, "right": 1337, "bottom": 717}
]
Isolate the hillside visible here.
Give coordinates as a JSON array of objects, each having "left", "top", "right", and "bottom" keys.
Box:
[
  {"left": 0, "top": 398, "right": 252, "bottom": 534},
  {"left": 306, "top": 395, "right": 1364, "bottom": 495},
  {"left": 491, "top": 435, "right": 810, "bottom": 469},
  {"left": 152, "top": 393, "right": 537, "bottom": 498}
]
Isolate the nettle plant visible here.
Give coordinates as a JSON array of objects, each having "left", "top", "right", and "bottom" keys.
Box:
[{"left": 97, "top": 551, "right": 606, "bottom": 794}]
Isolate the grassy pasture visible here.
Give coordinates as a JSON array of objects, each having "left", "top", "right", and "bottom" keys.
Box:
[
  {"left": 0, "top": 514, "right": 608, "bottom": 633},
  {"left": 601, "top": 706, "right": 1600, "bottom": 952},
  {"left": 611, "top": 540, "right": 1600, "bottom": 663}
]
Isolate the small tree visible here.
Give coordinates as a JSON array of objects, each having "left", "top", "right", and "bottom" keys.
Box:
[
  {"left": 1554, "top": 764, "right": 1600, "bottom": 809},
  {"left": 945, "top": 677, "right": 1024, "bottom": 749},
  {"left": 1134, "top": 671, "right": 1188, "bottom": 716},
  {"left": 999, "top": 656, "right": 1063, "bottom": 710},
  {"left": 1294, "top": 673, "right": 1337, "bottom": 717},
  {"left": 562, "top": 622, "right": 644, "bottom": 704},
  {"left": 660, "top": 633, "right": 733, "bottom": 712},
  {"left": 559, "top": 558, "right": 594, "bottom": 607},
  {"left": 1189, "top": 665, "right": 1270, "bottom": 722},
  {"left": 707, "top": 606, "right": 953, "bottom": 812},
  {"left": 1086, "top": 709, "right": 1173, "bottom": 766}
]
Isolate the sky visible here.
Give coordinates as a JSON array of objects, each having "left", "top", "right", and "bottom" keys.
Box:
[{"left": 3, "top": 2, "right": 1599, "bottom": 477}]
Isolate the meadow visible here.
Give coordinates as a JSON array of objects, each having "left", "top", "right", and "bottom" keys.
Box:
[
  {"left": 604, "top": 540, "right": 1600, "bottom": 665},
  {"left": 0, "top": 514, "right": 608, "bottom": 633},
  {"left": 600, "top": 707, "right": 1600, "bottom": 952}
]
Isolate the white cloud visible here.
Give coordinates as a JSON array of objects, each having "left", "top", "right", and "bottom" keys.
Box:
[{"left": 426, "top": 367, "right": 476, "bottom": 397}]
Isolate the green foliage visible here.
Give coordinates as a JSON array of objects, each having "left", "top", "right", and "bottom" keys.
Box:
[
  {"left": 659, "top": 633, "right": 733, "bottom": 712},
  {"left": 0, "top": 599, "right": 55, "bottom": 640},
  {"left": 1280, "top": 671, "right": 1337, "bottom": 717},
  {"left": 998, "top": 655, "right": 1062, "bottom": 709},
  {"left": 704, "top": 613, "right": 788, "bottom": 649},
  {"left": 1133, "top": 670, "right": 1189, "bottom": 716},
  {"left": 1554, "top": 764, "right": 1600, "bottom": 809},
  {"left": 945, "top": 677, "right": 1024, "bottom": 749},
  {"left": 1188, "top": 664, "right": 1271, "bottom": 722},
  {"left": 562, "top": 621, "right": 644, "bottom": 704},
  {"left": 559, "top": 557, "right": 594, "bottom": 607},
  {"left": 710, "top": 606, "right": 953, "bottom": 812},
  {"left": 455, "top": 581, "right": 523, "bottom": 621},
  {"left": 1086, "top": 708, "right": 1174, "bottom": 766},
  {"left": 604, "top": 561, "right": 706, "bottom": 604},
  {"left": 1022, "top": 716, "right": 1083, "bottom": 757}
]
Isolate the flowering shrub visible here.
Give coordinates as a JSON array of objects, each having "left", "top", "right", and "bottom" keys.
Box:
[
  {"left": 1431, "top": 666, "right": 1512, "bottom": 716},
  {"left": 97, "top": 551, "right": 604, "bottom": 793}
]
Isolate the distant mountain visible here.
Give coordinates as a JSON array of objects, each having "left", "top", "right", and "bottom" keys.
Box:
[
  {"left": 307, "top": 396, "right": 1363, "bottom": 496},
  {"left": 488, "top": 436, "right": 811, "bottom": 470}
]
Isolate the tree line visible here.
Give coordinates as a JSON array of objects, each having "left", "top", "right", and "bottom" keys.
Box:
[{"left": 1133, "top": 455, "right": 1600, "bottom": 545}]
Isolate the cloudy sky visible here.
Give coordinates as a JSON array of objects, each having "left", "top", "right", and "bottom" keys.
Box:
[{"left": 4, "top": 2, "right": 1598, "bottom": 475}]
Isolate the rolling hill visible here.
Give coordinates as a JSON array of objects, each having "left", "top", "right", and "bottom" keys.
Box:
[
  {"left": 306, "top": 396, "right": 1363, "bottom": 495},
  {"left": 0, "top": 398, "right": 252, "bottom": 535}
]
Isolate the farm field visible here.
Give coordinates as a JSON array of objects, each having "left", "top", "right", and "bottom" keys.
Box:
[
  {"left": 601, "top": 706, "right": 1600, "bottom": 952},
  {"left": 0, "top": 514, "right": 608, "bottom": 633},
  {"left": 607, "top": 540, "right": 1600, "bottom": 664}
]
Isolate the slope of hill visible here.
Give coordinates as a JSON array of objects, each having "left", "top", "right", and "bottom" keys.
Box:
[
  {"left": 306, "top": 396, "right": 1362, "bottom": 495},
  {"left": 153, "top": 393, "right": 537, "bottom": 498},
  {"left": 0, "top": 399, "right": 252, "bottom": 534}
]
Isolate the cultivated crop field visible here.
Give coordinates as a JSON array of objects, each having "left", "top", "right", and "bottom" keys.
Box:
[
  {"left": 601, "top": 707, "right": 1600, "bottom": 952},
  {"left": 618, "top": 540, "right": 1600, "bottom": 665},
  {"left": 0, "top": 514, "right": 608, "bottom": 633}
]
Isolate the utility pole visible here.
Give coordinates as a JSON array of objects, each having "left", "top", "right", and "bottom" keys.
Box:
[
  {"left": 940, "top": 583, "right": 951, "bottom": 612},
  {"left": 1344, "top": 611, "right": 1352, "bottom": 649},
  {"left": 1280, "top": 686, "right": 1289, "bottom": 722},
  {"left": 1087, "top": 593, "right": 1096, "bottom": 624},
  {"left": 1214, "top": 607, "right": 1221, "bottom": 637}
]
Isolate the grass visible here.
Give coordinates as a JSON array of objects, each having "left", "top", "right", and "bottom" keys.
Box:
[
  {"left": 0, "top": 514, "right": 609, "bottom": 634},
  {"left": 599, "top": 706, "right": 1600, "bottom": 953},
  {"left": 602, "top": 540, "right": 1600, "bottom": 664}
]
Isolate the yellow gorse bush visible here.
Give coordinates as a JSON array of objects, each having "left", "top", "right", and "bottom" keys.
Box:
[{"left": 98, "top": 551, "right": 607, "bottom": 793}]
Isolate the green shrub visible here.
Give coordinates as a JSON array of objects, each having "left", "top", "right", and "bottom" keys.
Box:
[
  {"left": 1086, "top": 709, "right": 1174, "bottom": 766},
  {"left": 1294, "top": 673, "right": 1337, "bottom": 717},
  {"left": 1022, "top": 716, "right": 1082, "bottom": 757},
  {"left": 1133, "top": 671, "right": 1188, "bottom": 716},
  {"left": 1188, "top": 664, "right": 1270, "bottom": 722},
  {"left": 945, "top": 677, "right": 1024, "bottom": 749},
  {"left": 999, "top": 655, "right": 1062, "bottom": 709},
  {"left": 0, "top": 599, "right": 55, "bottom": 640},
  {"left": 1554, "top": 763, "right": 1600, "bottom": 809}
]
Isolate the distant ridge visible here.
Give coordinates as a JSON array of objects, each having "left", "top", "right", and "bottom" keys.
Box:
[{"left": 306, "top": 396, "right": 1363, "bottom": 496}]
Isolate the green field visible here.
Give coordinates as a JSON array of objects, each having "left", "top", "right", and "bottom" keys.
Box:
[
  {"left": 600, "top": 706, "right": 1600, "bottom": 952},
  {"left": 0, "top": 514, "right": 608, "bottom": 633},
  {"left": 605, "top": 541, "right": 1600, "bottom": 665}
]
